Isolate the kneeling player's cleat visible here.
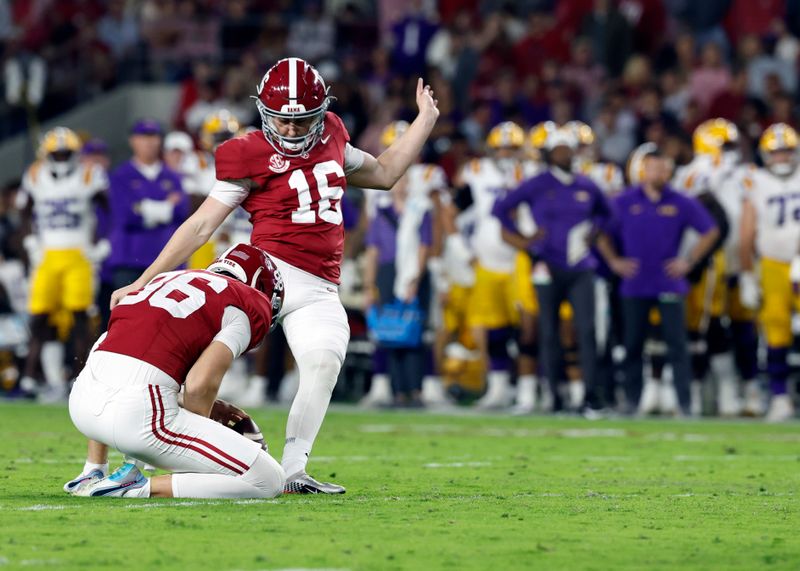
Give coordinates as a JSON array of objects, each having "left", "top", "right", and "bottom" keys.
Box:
[
  {"left": 63, "top": 468, "right": 106, "bottom": 494},
  {"left": 284, "top": 471, "right": 345, "bottom": 494},
  {"left": 75, "top": 463, "right": 147, "bottom": 497}
]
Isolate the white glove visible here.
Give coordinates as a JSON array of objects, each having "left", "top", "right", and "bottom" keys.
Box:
[
  {"left": 22, "top": 234, "right": 42, "bottom": 267},
  {"left": 87, "top": 239, "right": 111, "bottom": 264},
  {"left": 739, "top": 271, "right": 760, "bottom": 310},
  {"left": 790, "top": 256, "right": 800, "bottom": 286},
  {"left": 138, "top": 199, "right": 175, "bottom": 228}
]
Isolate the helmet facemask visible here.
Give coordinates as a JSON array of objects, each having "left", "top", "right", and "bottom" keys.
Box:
[
  {"left": 46, "top": 150, "right": 78, "bottom": 178},
  {"left": 255, "top": 93, "right": 331, "bottom": 158}
]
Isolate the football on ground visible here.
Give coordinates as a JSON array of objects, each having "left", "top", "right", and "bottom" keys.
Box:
[{"left": 1, "top": 403, "right": 798, "bottom": 570}]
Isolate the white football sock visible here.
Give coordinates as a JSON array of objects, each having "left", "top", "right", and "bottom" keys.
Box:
[
  {"left": 41, "top": 341, "right": 64, "bottom": 387},
  {"left": 516, "top": 375, "right": 537, "bottom": 409},
  {"left": 282, "top": 349, "right": 341, "bottom": 475},
  {"left": 83, "top": 461, "right": 108, "bottom": 476}
]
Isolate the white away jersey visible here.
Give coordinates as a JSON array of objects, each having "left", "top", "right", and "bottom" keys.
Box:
[
  {"left": 713, "top": 163, "right": 756, "bottom": 275},
  {"left": 461, "top": 157, "right": 528, "bottom": 272},
  {"left": 744, "top": 165, "right": 800, "bottom": 262},
  {"left": 21, "top": 161, "right": 107, "bottom": 250},
  {"left": 575, "top": 159, "right": 624, "bottom": 195},
  {"left": 363, "top": 163, "right": 447, "bottom": 220}
]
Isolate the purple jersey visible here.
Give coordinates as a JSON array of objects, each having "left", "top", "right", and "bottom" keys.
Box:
[
  {"left": 107, "top": 161, "right": 189, "bottom": 270},
  {"left": 366, "top": 206, "right": 433, "bottom": 265},
  {"left": 611, "top": 185, "right": 715, "bottom": 297},
  {"left": 492, "top": 170, "right": 612, "bottom": 270}
]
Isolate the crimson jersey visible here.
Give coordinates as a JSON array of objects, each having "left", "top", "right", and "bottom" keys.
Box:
[
  {"left": 98, "top": 270, "right": 272, "bottom": 384},
  {"left": 215, "top": 112, "right": 351, "bottom": 283}
]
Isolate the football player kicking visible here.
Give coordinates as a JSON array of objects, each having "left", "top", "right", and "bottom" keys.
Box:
[
  {"left": 110, "top": 58, "right": 440, "bottom": 494},
  {"left": 68, "top": 244, "right": 286, "bottom": 498}
]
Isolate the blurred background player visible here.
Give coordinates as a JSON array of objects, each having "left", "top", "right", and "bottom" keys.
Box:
[
  {"left": 455, "top": 121, "right": 531, "bottom": 409},
  {"left": 18, "top": 128, "right": 108, "bottom": 401},
  {"left": 567, "top": 121, "right": 624, "bottom": 196},
  {"left": 691, "top": 119, "right": 760, "bottom": 416},
  {"left": 671, "top": 119, "right": 732, "bottom": 415},
  {"left": 740, "top": 123, "right": 800, "bottom": 422}
]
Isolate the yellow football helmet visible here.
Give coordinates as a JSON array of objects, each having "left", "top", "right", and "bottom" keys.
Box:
[
  {"left": 566, "top": 120, "right": 595, "bottom": 146},
  {"left": 528, "top": 121, "right": 556, "bottom": 150},
  {"left": 626, "top": 142, "right": 659, "bottom": 185},
  {"left": 759, "top": 123, "right": 799, "bottom": 175},
  {"left": 200, "top": 109, "right": 241, "bottom": 151},
  {"left": 486, "top": 121, "right": 525, "bottom": 149},
  {"left": 693, "top": 118, "right": 739, "bottom": 157},
  {"left": 380, "top": 120, "right": 409, "bottom": 148},
  {"left": 37, "top": 127, "right": 82, "bottom": 159},
  {"left": 759, "top": 122, "right": 799, "bottom": 154}
]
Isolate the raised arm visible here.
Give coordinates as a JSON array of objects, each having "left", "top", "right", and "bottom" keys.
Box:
[
  {"left": 109, "top": 195, "right": 235, "bottom": 308},
  {"left": 346, "top": 79, "right": 439, "bottom": 190}
]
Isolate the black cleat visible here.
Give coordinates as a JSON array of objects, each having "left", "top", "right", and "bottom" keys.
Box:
[{"left": 283, "top": 472, "right": 346, "bottom": 494}]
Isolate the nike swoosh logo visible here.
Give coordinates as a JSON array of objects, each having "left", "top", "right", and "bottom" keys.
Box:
[{"left": 321, "top": 135, "right": 331, "bottom": 144}]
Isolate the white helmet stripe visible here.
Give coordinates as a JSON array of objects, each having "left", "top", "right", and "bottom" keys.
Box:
[{"left": 288, "top": 57, "right": 298, "bottom": 102}]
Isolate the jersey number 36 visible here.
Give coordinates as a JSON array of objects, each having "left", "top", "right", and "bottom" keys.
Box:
[{"left": 118, "top": 272, "right": 228, "bottom": 319}]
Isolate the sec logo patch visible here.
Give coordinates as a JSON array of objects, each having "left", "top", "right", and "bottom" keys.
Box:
[{"left": 268, "top": 154, "right": 290, "bottom": 173}]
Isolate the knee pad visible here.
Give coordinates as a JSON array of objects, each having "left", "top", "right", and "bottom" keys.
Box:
[{"left": 241, "top": 451, "right": 286, "bottom": 498}]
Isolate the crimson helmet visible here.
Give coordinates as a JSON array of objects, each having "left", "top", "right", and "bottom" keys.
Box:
[
  {"left": 254, "top": 57, "right": 332, "bottom": 157},
  {"left": 207, "top": 243, "right": 285, "bottom": 330}
]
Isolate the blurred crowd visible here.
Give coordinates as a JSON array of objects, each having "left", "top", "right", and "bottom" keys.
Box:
[{"left": 1, "top": 0, "right": 800, "bottom": 420}]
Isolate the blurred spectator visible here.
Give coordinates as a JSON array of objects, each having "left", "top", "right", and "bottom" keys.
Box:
[
  {"left": 707, "top": 68, "right": 748, "bottom": 122},
  {"left": 219, "top": 0, "right": 263, "bottom": 64},
  {"left": 773, "top": 19, "right": 800, "bottom": 64},
  {"left": 215, "top": 68, "right": 256, "bottom": 127},
  {"left": 97, "top": 0, "right": 139, "bottom": 62},
  {"left": 618, "top": 0, "right": 667, "bottom": 55},
  {"left": 675, "top": 0, "right": 731, "bottom": 53},
  {"left": 661, "top": 69, "right": 692, "bottom": 122},
  {"left": 183, "top": 78, "right": 220, "bottom": 133},
  {"left": 593, "top": 91, "right": 637, "bottom": 163},
  {"left": 107, "top": 119, "right": 188, "bottom": 291},
  {"left": 388, "top": 0, "right": 438, "bottom": 77},
  {"left": 581, "top": 0, "right": 633, "bottom": 77},
  {"left": 561, "top": 37, "right": 606, "bottom": 110},
  {"left": 513, "top": 10, "right": 568, "bottom": 79},
  {"left": 286, "top": 0, "right": 336, "bottom": 63},
  {"left": 726, "top": 0, "right": 785, "bottom": 44},
  {"left": 689, "top": 42, "right": 732, "bottom": 113},
  {"left": 740, "top": 34, "right": 798, "bottom": 99}
]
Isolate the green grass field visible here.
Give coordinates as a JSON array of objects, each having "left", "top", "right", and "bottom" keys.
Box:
[{"left": 0, "top": 402, "right": 798, "bottom": 570}]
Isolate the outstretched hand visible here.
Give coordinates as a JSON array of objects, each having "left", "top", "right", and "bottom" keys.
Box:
[{"left": 416, "top": 78, "right": 439, "bottom": 121}]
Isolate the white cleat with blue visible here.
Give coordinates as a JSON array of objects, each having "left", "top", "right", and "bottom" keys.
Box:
[
  {"left": 74, "top": 463, "right": 147, "bottom": 497},
  {"left": 63, "top": 468, "right": 106, "bottom": 494}
]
